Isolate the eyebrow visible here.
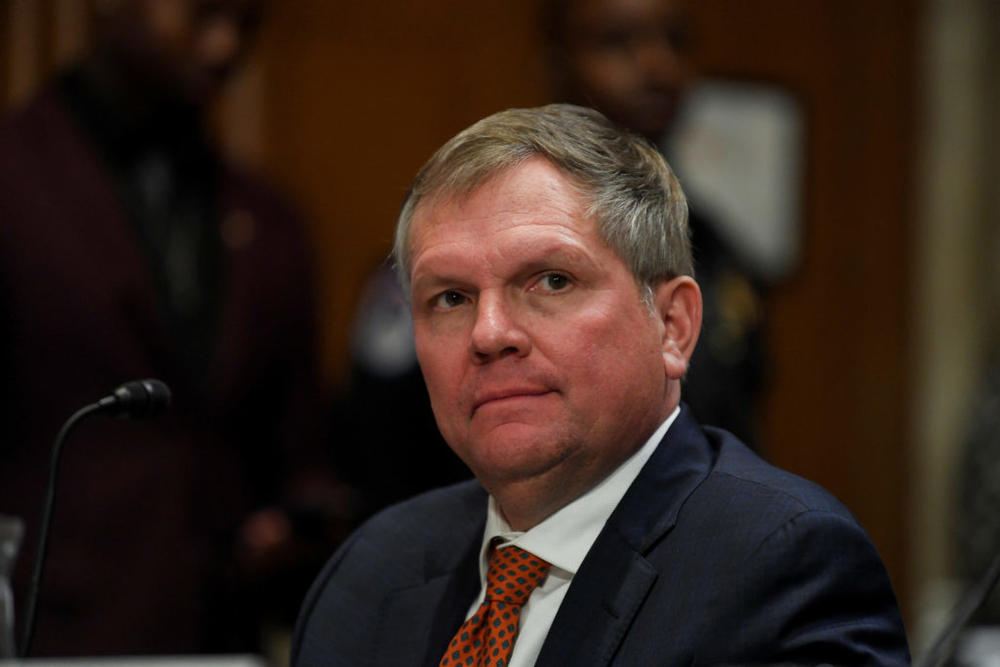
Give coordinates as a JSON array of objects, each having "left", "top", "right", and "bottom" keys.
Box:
[
  {"left": 513, "top": 243, "right": 597, "bottom": 275},
  {"left": 411, "top": 241, "right": 599, "bottom": 296},
  {"left": 410, "top": 272, "right": 469, "bottom": 297}
]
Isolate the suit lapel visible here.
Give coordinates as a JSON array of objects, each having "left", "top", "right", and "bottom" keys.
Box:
[
  {"left": 537, "top": 531, "right": 659, "bottom": 666},
  {"left": 374, "top": 489, "right": 486, "bottom": 666},
  {"left": 373, "top": 557, "right": 478, "bottom": 666},
  {"left": 537, "top": 407, "right": 716, "bottom": 666}
]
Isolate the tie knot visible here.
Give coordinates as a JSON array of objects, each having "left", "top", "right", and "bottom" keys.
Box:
[{"left": 484, "top": 543, "right": 551, "bottom": 607}]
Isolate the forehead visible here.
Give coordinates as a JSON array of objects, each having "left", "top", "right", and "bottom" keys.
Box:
[{"left": 408, "top": 157, "right": 597, "bottom": 260}]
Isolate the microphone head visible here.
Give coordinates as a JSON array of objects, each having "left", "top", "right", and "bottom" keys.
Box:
[{"left": 110, "top": 379, "right": 172, "bottom": 419}]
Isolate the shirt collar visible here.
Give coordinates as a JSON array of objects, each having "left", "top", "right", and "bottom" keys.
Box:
[{"left": 477, "top": 406, "right": 681, "bottom": 577}]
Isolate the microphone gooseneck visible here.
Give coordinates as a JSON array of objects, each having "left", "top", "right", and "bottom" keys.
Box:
[{"left": 18, "top": 379, "right": 172, "bottom": 658}]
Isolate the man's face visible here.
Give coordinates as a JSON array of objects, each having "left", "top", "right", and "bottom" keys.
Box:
[
  {"left": 101, "top": 0, "right": 262, "bottom": 105},
  {"left": 559, "top": 0, "right": 692, "bottom": 142},
  {"left": 408, "top": 157, "right": 674, "bottom": 514}
]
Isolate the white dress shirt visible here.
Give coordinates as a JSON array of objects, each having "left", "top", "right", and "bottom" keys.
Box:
[{"left": 463, "top": 406, "right": 680, "bottom": 667}]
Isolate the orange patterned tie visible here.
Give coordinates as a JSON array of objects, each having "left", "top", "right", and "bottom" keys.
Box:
[{"left": 440, "top": 540, "right": 552, "bottom": 667}]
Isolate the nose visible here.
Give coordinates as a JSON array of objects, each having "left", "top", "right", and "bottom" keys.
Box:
[
  {"left": 199, "top": 15, "right": 244, "bottom": 70},
  {"left": 469, "top": 292, "right": 531, "bottom": 363},
  {"left": 635, "top": 37, "right": 686, "bottom": 88}
]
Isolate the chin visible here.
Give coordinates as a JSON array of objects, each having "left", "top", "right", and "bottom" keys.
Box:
[{"left": 461, "top": 426, "right": 573, "bottom": 484}]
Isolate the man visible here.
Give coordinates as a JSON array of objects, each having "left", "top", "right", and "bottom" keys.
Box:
[
  {"left": 544, "top": 0, "right": 767, "bottom": 448},
  {"left": 292, "top": 105, "right": 909, "bottom": 665},
  {"left": 0, "top": 0, "right": 338, "bottom": 654}
]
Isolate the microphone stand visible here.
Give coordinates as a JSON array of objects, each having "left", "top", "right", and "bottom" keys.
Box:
[
  {"left": 919, "top": 549, "right": 1000, "bottom": 667},
  {"left": 19, "top": 400, "right": 106, "bottom": 658},
  {"left": 16, "top": 379, "right": 169, "bottom": 657}
]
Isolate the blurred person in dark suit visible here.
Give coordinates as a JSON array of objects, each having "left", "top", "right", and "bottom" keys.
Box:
[
  {"left": 333, "top": 258, "right": 470, "bottom": 520},
  {"left": 544, "top": 0, "right": 766, "bottom": 447},
  {"left": 335, "top": 0, "right": 765, "bottom": 528},
  {"left": 0, "top": 0, "right": 343, "bottom": 655}
]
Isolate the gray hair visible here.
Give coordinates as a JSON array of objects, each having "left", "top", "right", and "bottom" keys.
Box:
[{"left": 393, "top": 103, "right": 691, "bottom": 295}]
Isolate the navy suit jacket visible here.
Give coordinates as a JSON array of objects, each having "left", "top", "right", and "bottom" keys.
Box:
[{"left": 293, "top": 407, "right": 909, "bottom": 665}]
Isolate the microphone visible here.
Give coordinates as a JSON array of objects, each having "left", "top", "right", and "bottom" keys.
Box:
[
  {"left": 18, "top": 379, "right": 172, "bottom": 658},
  {"left": 97, "top": 379, "right": 172, "bottom": 419}
]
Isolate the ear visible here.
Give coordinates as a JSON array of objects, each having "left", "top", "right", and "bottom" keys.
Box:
[{"left": 650, "top": 276, "right": 702, "bottom": 380}]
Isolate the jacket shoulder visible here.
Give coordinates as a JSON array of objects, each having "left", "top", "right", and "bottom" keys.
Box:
[
  {"left": 651, "top": 427, "right": 909, "bottom": 664},
  {"left": 696, "top": 425, "right": 858, "bottom": 520}
]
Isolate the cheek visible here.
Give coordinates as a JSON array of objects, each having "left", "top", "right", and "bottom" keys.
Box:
[
  {"left": 415, "top": 359, "right": 462, "bottom": 448},
  {"left": 415, "top": 336, "right": 445, "bottom": 389},
  {"left": 561, "top": 309, "right": 663, "bottom": 391},
  {"left": 415, "top": 333, "right": 464, "bottom": 419}
]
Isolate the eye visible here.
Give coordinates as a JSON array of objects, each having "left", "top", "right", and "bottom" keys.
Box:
[
  {"left": 434, "top": 290, "right": 468, "bottom": 309},
  {"left": 536, "top": 273, "right": 571, "bottom": 292}
]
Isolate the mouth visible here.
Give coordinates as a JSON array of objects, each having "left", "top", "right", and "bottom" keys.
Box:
[{"left": 471, "top": 388, "right": 554, "bottom": 414}]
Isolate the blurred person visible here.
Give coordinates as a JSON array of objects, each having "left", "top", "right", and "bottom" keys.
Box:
[
  {"left": 333, "top": 258, "right": 470, "bottom": 520},
  {"left": 292, "top": 104, "right": 909, "bottom": 666},
  {"left": 0, "top": 0, "right": 342, "bottom": 655},
  {"left": 544, "top": 0, "right": 766, "bottom": 447},
  {"left": 333, "top": 0, "right": 764, "bottom": 522}
]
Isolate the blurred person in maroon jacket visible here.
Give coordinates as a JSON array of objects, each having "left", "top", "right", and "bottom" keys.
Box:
[
  {"left": 0, "top": 0, "right": 343, "bottom": 656},
  {"left": 543, "top": 0, "right": 767, "bottom": 448}
]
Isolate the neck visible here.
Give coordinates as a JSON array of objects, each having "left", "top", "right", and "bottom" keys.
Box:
[
  {"left": 486, "top": 446, "right": 632, "bottom": 531},
  {"left": 81, "top": 50, "right": 201, "bottom": 123},
  {"left": 487, "top": 393, "right": 681, "bottom": 531},
  {"left": 491, "top": 479, "right": 576, "bottom": 531}
]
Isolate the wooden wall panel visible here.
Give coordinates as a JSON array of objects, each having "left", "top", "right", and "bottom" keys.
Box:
[
  {"left": 689, "top": 0, "right": 917, "bottom": 621},
  {"left": 255, "top": 2, "right": 549, "bottom": 382}
]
